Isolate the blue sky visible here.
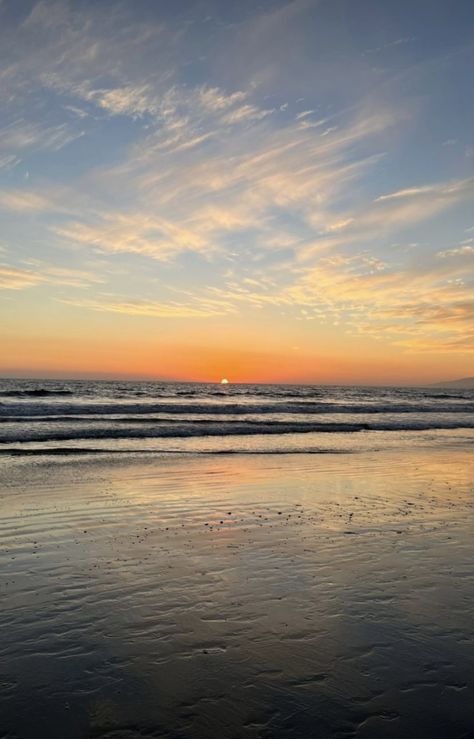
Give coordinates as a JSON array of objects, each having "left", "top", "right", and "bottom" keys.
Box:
[{"left": 0, "top": 0, "right": 473, "bottom": 382}]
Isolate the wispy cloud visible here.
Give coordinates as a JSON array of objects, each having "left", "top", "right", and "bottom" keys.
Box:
[
  {"left": 220, "top": 104, "right": 274, "bottom": 125},
  {"left": 438, "top": 244, "right": 474, "bottom": 258},
  {"left": 0, "top": 120, "right": 84, "bottom": 153},
  {"left": 300, "top": 177, "right": 474, "bottom": 259},
  {"left": 364, "top": 37, "right": 417, "bottom": 55},
  {"left": 0, "top": 190, "right": 54, "bottom": 212},
  {"left": 375, "top": 179, "right": 474, "bottom": 203},
  {"left": 53, "top": 212, "right": 211, "bottom": 260},
  {"left": 0, "top": 266, "right": 42, "bottom": 290},
  {"left": 58, "top": 294, "right": 235, "bottom": 319},
  {"left": 0, "top": 261, "right": 104, "bottom": 290},
  {"left": 284, "top": 248, "right": 474, "bottom": 351}
]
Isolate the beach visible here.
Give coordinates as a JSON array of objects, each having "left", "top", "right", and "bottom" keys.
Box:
[{"left": 2, "top": 446, "right": 474, "bottom": 738}]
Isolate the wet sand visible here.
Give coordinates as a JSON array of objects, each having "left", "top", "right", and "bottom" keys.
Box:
[{"left": 1, "top": 448, "right": 474, "bottom": 738}]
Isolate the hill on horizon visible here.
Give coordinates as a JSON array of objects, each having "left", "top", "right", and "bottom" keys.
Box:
[{"left": 432, "top": 377, "right": 474, "bottom": 389}]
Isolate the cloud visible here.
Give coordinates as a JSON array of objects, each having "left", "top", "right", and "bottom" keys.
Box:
[
  {"left": 198, "top": 87, "right": 247, "bottom": 112},
  {"left": 364, "top": 37, "right": 417, "bottom": 55},
  {"left": 0, "top": 120, "right": 84, "bottom": 153},
  {"left": 283, "top": 248, "right": 474, "bottom": 351},
  {"left": 0, "top": 266, "right": 42, "bottom": 290},
  {"left": 0, "top": 190, "right": 54, "bottom": 212},
  {"left": 0, "top": 0, "right": 472, "bottom": 362},
  {"left": 361, "top": 178, "right": 474, "bottom": 231},
  {"left": 44, "top": 93, "right": 399, "bottom": 264},
  {"left": 295, "top": 110, "right": 315, "bottom": 120},
  {"left": 220, "top": 104, "right": 274, "bottom": 125},
  {"left": 53, "top": 212, "right": 211, "bottom": 261},
  {"left": 0, "top": 154, "right": 21, "bottom": 171},
  {"left": 300, "top": 177, "right": 474, "bottom": 260},
  {"left": 375, "top": 179, "right": 474, "bottom": 203},
  {"left": 0, "top": 261, "right": 104, "bottom": 290},
  {"left": 1, "top": 1, "right": 402, "bottom": 272},
  {"left": 58, "top": 295, "right": 235, "bottom": 319},
  {"left": 438, "top": 244, "right": 474, "bottom": 258},
  {"left": 89, "top": 84, "right": 156, "bottom": 118}
]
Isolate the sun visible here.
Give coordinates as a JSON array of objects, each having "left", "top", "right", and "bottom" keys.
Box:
[{"left": 220, "top": 378, "right": 229, "bottom": 384}]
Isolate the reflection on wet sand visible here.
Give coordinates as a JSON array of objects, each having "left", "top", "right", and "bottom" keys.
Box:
[{"left": 1, "top": 450, "right": 474, "bottom": 738}]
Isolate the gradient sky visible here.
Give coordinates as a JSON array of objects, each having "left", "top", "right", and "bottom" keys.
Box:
[{"left": 1, "top": 0, "right": 473, "bottom": 384}]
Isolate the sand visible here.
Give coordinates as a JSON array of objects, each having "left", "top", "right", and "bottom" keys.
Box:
[{"left": 1, "top": 448, "right": 474, "bottom": 738}]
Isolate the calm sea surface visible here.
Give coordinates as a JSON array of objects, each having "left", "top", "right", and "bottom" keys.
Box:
[{"left": 0, "top": 378, "right": 473, "bottom": 455}]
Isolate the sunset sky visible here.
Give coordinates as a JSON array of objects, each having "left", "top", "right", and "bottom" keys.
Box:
[{"left": 1, "top": 0, "right": 473, "bottom": 384}]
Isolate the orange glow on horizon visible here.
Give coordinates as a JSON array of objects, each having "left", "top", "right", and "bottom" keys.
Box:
[{"left": 0, "top": 331, "right": 467, "bottom": 386}]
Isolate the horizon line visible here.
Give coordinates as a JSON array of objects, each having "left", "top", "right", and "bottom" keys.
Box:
[{"left": 0, "top": 373, "right": 466, "bottom": 388}]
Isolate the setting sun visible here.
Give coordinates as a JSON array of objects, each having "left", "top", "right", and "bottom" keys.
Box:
[{"left": 220, "top": 378, "right": 229, "bottom": 384}]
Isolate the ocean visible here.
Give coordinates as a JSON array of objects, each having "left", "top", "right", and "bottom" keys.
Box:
[{"left": 1, "top": 378, "right": 473, "bottom": 455}]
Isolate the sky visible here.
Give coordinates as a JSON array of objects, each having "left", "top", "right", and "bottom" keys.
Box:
[{"left": 0, "top": 0, "right": 473, "bottom": 384}]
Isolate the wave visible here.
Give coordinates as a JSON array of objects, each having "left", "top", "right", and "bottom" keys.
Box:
[
  {"left": 423, "top": 393, "right": 468, "bottom": 400},
  {"left": 2, "top": 400, "right": 474, "bottom": 418},
  {"left": 0, "top": 421, "right": 369, "bottom": 442},
  {"left": 0, "top": 446, "right": 351, "bottom": 456},
  {"left": 0, "top": 389, "right": 74, "bottom": 398},
  {"left": 1, "top": 417, "right": 474, "bottom": 444}
]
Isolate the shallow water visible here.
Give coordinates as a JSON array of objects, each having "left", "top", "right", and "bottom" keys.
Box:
[
  {"left": 1, "top": 379, "right": 474, "bottom": 455},
  {"left": 1, "top": 449, "right": 474, "bottom": 738}
]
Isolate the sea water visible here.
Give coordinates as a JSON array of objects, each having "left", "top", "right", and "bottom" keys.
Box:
[{"left": 1, "top": 378, "right": 473, "bottom": 455}]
